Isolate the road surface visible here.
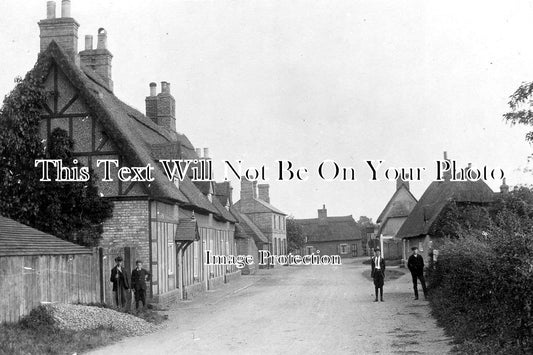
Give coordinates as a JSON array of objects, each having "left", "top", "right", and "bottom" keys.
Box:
[{"left": 89, "top": 258, "right": 451, "bottom": 354}]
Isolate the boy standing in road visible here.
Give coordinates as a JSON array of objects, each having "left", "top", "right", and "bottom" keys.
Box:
[
  {"left": 407, "top": 246, "right": 428, "bottom": 300},
  {"left": 371, "top": 248, "right": 386, "bottom": 302},
  {"left": 131, "top": 260, "right": 151, "bottom": 309}
]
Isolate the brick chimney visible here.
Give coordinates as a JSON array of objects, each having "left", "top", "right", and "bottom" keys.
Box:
[
  {"left": 145, "top": 82, "right": 176, "bottom": 132},
  {"left": 318, "top": 204, "right": 327, "bottom": 225},
  {"left": 396, "top": 174, "right": 410, "bottom": 191},
  {"left": 500, "top": 178, "right": 509, "bottom": 195},
  {"left": 443, "top": 151, "right": 452, "bottom": 181},
  {"left": 240, "top": 177, "right": 257, "bottom": 200},
  {"left": 79, "top": 28, "right": 113, "bottom": 90},
  {"left": 38, "top": 1, "right": 79, "bottom": 63},
  {"left": 258, "top": 184, "right": 270, "bottom": 203}
]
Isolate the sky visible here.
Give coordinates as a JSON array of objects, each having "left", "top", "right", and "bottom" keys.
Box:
[{"left": 1, "top": 0, "right": 533, "bottom": 221}]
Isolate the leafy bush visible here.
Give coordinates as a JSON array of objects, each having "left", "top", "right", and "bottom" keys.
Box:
[{"left": 428, "top": 190, "right": 533, "bottom": 354}]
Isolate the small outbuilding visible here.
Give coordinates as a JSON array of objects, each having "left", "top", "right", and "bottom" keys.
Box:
[{"left": 0, "top": 216, "right": 99, "bottom": 323}]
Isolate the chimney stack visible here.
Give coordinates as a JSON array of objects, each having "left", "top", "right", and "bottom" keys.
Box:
[
  {"left": 258, "top": 184, "right": 270, "bottom": 203},
  {"left": 195, "top": 148, "right": 202, "bottom": 157},
  {"left": 240, "top": 177, "right": 257, "bottom": 201},
  {"left": 39, "top": 0, "right": 80, "bottom": 62},
  {"left": 203, "top": 148, "right": 210, "bottom": 159},
  {"left": 442, "top": 151, "right": 452, "bottom": 181},
  {"left": 318, "top": 204, "right": 328, "bottom": 225},
  {"left": 145, "top": 81, "right": 176, "bottom": 132},
  {"left": 145, "top": 83, "right": 158, "bottom": 122},
  {"left": 79, "top": 28, "right": 113, "bottom": 90},
  {"left": 396, "top": 174, "right": 410, "bottom": 191},
  {"left": 500, "top": 178, "right": 509, "bottom": 195}
]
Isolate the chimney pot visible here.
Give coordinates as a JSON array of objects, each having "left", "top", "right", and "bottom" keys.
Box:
[
  {"left": 84, "top": 35, "right": 93, "bottom": 50},
  {"left": 149, "top": 82, "right": 157, "bottom": 97},
  {"left": 61, "top": 0, "right": 71, "bottom": 17},
  {"left": 203, "top": 148, "right": 209, "bottom": 159},
  {"left": 161, "top": 81, "right": 170, "bottom": 94},
  {"left": 47, "top": 1, "right": 56, "bottom": 19},
  {"left": 97, "top": 28, "right": 107, "bottom": 49}
]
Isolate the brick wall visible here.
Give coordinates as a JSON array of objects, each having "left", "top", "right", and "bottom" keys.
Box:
[{"left": 100, "top": 199, "right": 150, "bottom": 264}]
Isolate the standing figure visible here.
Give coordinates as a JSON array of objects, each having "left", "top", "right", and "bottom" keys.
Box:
[
  {"left": 110, "top": 256, "right": 130, "bottom": 308},
  {"left": 371, "top": 248, "right": 386, "bottom": 302},
  {"left": 407, "top": 246, "right": 428, "bottom": 300},
  {"left": 131, "top": 260, "right": 151, "bottom": 309}
]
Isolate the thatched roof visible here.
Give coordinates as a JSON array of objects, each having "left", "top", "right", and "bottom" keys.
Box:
[
  {"left": 376, "top": 185, "right": 417, "bottom": 224},
  {"left": 295, "top": 215, "right": 361, "bottom": 243},
  {"left": 396, "top": 179, "right": 495, "bottom": 239},
  {"left": 33, "top": 41, "right": 231, "bottom": 220}
]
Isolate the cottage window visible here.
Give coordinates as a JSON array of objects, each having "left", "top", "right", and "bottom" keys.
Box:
[{"left": 339, "top": 244, "right": 348, "bottom": 254}]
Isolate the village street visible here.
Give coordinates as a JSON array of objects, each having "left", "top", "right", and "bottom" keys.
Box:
[{"left": 89, "top": 258, "right": 451, "bottom": 355}]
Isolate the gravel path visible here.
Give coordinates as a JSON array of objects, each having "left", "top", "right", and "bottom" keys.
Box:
[
  {"left": 89, "top": 258, "right": 452, "bottom": 354},
  {"left": 47, "top": 303, "right": 160, "bottom": 336}
]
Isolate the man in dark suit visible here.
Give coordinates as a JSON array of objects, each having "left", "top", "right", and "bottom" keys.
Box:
[
  {"left": 110, "top": 256, "right": 130, "bottom": 308},
  {"left": 371, "top": 248, "right": 386, "bottom": 302},
  {"left": 131, "top": 260, "right": 151, "bottom": 309},
  {"left": 407, "top": 246, "right": 428, "bottom": 300}
]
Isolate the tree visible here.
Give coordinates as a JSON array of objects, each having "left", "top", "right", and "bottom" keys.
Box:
[
  {"left": 286, "top": 216, "right": 306, "bottom": 253},
  {"left": 357, "top": 215, "right": 378, "bottom": 251},
  {"left": 0, "top": 71, "right": 113, "bottom": 247},
  {"left": 504, "top": 81, "right": 533, "bottom": 143}
]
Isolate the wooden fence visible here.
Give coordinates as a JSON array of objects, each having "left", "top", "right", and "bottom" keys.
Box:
[{"left": 0, "top": 250, "right": 100, "bottom": 323}]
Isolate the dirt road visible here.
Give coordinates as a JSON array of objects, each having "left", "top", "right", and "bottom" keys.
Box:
[{"left": 89, "top": 258, "right": 451, "bottom": 354}]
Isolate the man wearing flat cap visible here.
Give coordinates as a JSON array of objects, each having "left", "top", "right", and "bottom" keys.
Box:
[
  {"left": 407, "top": 246, "right": 427, "bottom": 300},
  {"left": 110, "top": 256, "right": 130, "bottom": 308}
]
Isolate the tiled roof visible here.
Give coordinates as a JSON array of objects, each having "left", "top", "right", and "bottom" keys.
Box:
[
  {"left": 214, "top": 182, "right": 231, "bottom": 207},
  {"left": 230, "top": 206, "right": 269, "bottom": 244},
  {"left": 175, "top": 218, "right": 199, "bottom": 241},
  {"left": 0, "top": 216, "right": 92, "bottom": 256},
  {"left": 211, "top": 193, "right": 237, "bottom": 223},
  {"left": 396, "top": 179, "right": 495, "bottom": 239},
  {"left": 34, "top": 41, "right": 228, "bottom": 220},
  {"left": 233, "top": 198, "right": 287, "bottom": 216},
  {"left": 295, "top": 215, "right": 362, "bottom": 242}
]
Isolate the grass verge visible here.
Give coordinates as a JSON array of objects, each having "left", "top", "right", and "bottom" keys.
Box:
[{"left": 0, "top": 304, "right": 166, "bottom": 355}]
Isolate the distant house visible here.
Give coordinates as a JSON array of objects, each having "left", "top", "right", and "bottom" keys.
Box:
[
  {"left": 376, "top": 178, "right": 418, "bottom": 259},
  {"left": 296, "top": 205, "right": 363, "bottom": 258},
  {"left": 0, "top": 216, "right": 98, "bottom": 323},
  {"left": 233, "top": 179, "right": 287, "bottom": 268},
  {"left": 396, "top": 157, "right": 496, "bottom": 263},
  {"left": 214, "top": 181, "right": 269, "bottom": 274}
]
